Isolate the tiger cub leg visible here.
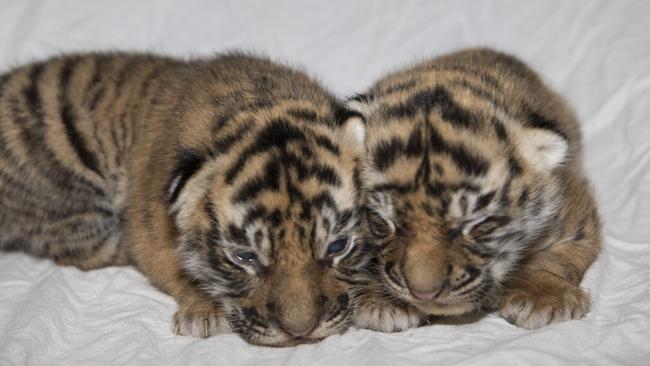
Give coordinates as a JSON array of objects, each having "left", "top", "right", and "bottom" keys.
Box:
[
  {"left": 500, "top": 204, "right": 602, "bottom": 329},
  {"left": 173, "top": 294, "right": 231, "bottom": 338},
  {"left": 151, "top": 267, "right": 230, "bottom": 338},
  {"left": 131, "top": 231, "right": 230, "bottom": 338},
  {"left": 355, "top": 283, "right": 427, "bottom": 332}
]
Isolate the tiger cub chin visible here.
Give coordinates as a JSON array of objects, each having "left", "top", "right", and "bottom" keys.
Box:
[
  {"left": 0, "top": 52, "right": 373, "bottom": 346},
  {"left": 350, "top": 48, "right": 602, "bottom": 332}
]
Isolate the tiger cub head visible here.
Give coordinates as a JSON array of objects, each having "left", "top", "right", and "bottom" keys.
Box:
[
  {"left": 349, "top": 49, "right": 575, "bottom": 317},
  {"left": 165, "top": 55, "right": 369, "bottom": 346}
]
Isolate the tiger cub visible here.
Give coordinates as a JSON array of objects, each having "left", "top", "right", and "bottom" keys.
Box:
[
  {"left": 0, "top": 52, "right": 371, "bottom": 346},
  {"left": 350, "top": 48, "right": 602, "bottom": 331}
]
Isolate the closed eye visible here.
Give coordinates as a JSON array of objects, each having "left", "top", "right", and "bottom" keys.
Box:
[
  {"left": 457, "top": 215, "right": 488, "bottom": 237},
  {"left": 468, "top": 215, "right": 512, "bottom": 241}
]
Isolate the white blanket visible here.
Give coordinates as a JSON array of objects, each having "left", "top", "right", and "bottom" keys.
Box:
[{"left": 1, "top": 1, "right": 648, "bottom": 365}]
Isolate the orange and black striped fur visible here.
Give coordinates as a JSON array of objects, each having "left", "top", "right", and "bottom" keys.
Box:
[
  {"left": 350, "top": 49, "right": 602, "bottom": 331},
  {"left": 0, "top": 52, "right": 373, "bottom": 346}
]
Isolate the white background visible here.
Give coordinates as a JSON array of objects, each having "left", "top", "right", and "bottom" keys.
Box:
[{"left": 0, "top": 1, "right": 649, "bottom": 365}]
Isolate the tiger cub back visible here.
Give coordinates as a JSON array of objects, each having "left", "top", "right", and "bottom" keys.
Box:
[
  {"left": 0, "top": 53, "right": 179, "bottom": 269},
  {"left": 351, "top": 48, "right": 602, "bottom": 331}
]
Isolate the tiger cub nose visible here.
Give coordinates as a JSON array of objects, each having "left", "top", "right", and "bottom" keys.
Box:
[
  {"left": 409, "top": 288, "right": 441, "bottom": 300},
  {"left": 405, "top": 267, "right": 445, "bottom": 301},
  {"left": 403, "top": 247, "right": 446, "bottom": 301},
  {"left": 278, "top": 316, "right": 318, "bottom": 338}
]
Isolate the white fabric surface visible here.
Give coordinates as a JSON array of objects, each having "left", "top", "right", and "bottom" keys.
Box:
[{"left": 0, "top": 0, "right": 649, "bottom": 365}]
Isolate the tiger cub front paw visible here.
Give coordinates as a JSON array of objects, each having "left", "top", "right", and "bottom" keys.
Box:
[
  {"left": 355, "top": 301, "right": 426, "bottom": 332},
  {"left": 173, "top": 301, "right": 231, "bottom": 338},
  {"left": 500, "top": 271, "right": 591, "bottom": 330}
]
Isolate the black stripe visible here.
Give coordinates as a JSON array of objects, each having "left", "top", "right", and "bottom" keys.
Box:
[
  {"left": 373, "top": 138, "right": 403, "bottom": 171},
  {"left": 474, "top": 191, "right": 496, "bottom": 212},
  {"left": 205, "top": 201, "right": 222, "bottom": 245},
  {"left": 60, "top": 103, "right": 101, "bottom": 176},
  {"left": 508, "top": 156, "right": 523, "bottom": 177},
  {"left": 58, "top": 59, "right": 102, "bottom": 176},
  {"left": 25, "top": 63, "right": 46, "bottom": 114},
  {"left": 406, "top": 127, "right": 424, "bottom": 156},
  {"left": 286, "top": 108, "right": 318, "bottom": 123},
  {"left": 232, "top": 160, "right": 281, "bottom": 203},
  {"left": 431, "top": 65, "right": 501, "bottom": 89},
  {"left": 499, "top": 180, "right": 512, "bottom": 207},
  {"left": 444, "top": 142, "right": 489, "bottom": 176},
  {"left": 88, "top": 56, "right": 114, "bottom": 111},
  {"left": 448, "top": 79, "right": 509, "bottom": 115},
  {"left": 333, "top": 209, "right": 354, "bottom": 233},
  {"left": 491, "top": 117, "right": 509, "bottom": 141},
  {"left": 313, "top": 134, "right": 339, "bottom": 155},
  {"left": 525, "top": 110, "right": 568, "bottom": 140},
  {"left": 311, "top": 192, "right": 337, "bottom": 211},
  {"left": 114, "top": 58, "right": 138, "bottom": 91},
  {"left": 380, "top": 79, "right": 417, "bottom": 95},
  {"left": 309, "top": 163, "right": 341, "bottom": 186},
  {"left": 429, "top": 127, "right": 489, "bottom": 176},
  {"left": 435, "top": 88, "right": 479, "bottom": 129},
  {"left": 517, "top": 187, "right": 529, "bottom": 208},
  {"left": 167, "top": 148, "right": 206, "bottom": 204},
  {"left": 19, "top": 65, "right": 102, "bottom": 195},
  {"left": 224, "top": 119, "right": 307, "bottom": 183},
  {"left": 242, "top": 205, "right": 267, "bottom": 226},
  {"left": 227, "top": 224, "right": 249, "bottom": 246},
  {"left": 371, "top": 182, "right": 415, "bottom": 194},
  {"left": 333, "top": 105, "right": 364, "bottom": 126},
  {"left": 386, "top": 87, "right": 478, "bottom": 130},
  {"left": 425, "top": 182, "right": 445, "bottom": 197},
  {"left": 470, "top": 216, "right": 511, "bottom": 242},
  {"left": 212, "top": 120, "right": 254, "bottom": 154}
]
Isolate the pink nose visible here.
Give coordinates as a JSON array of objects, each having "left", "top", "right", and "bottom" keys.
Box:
[
  {"left": 279, "top": 318, "right": 318, "bottom": 338},
  {"left": 410, "top": 286, "right": 442, "bottom": 301}
]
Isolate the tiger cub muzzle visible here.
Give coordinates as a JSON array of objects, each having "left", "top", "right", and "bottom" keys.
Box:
[{"left": 372, "top": 201, "right": 496, "bottom": 316}]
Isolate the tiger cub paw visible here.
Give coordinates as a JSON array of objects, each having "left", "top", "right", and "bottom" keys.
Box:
[
  {"left": 173, "top": 301, "right": 231, "bottom": 338},
  {"left": 499, "top": 272, "right": 591, "bottom": 330},
  {"left": 355, "top": 302, "right": 426, "bottom": 332}
]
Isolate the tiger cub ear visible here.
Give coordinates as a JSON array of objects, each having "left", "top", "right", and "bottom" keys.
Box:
[
  {"left": 365, "top": 191, "right": 396, "bottom": 240},
  {"left": 345, "top": 93, "right": 377, "bottom": 120},
  {"left": 514, "top": 128, "right": 568, "bottom": 172},
  {"left": 167, "top": 148, "right": 206, "bottom": 206},
  {"left": 335, "top": 106, "right": 366, "bottom": 157}
]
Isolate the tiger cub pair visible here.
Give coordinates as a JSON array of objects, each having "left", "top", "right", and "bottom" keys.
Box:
[{"left": 0, "top": 48, "right": 601, "bottom": 346}]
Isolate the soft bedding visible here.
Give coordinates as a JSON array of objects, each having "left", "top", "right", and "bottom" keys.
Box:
[{"left": 0, "top": 0, "right": 648, "bottom": 365}]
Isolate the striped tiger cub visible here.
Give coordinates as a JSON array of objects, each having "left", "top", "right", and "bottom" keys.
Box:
[
  {"left": 350, "top": 48, "right": 602, "bottom": 331},
  {"left": 0, "top": 52, "right": 371, "bottom": 346}
]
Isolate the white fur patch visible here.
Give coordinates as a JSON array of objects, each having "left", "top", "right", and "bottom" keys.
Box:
[
  {"left": 346, "top": 98, "right": 378, "bottom": 119},
  {"left": 491, "top": 107, "right": 568, "bottom": 172},
  {"left": 339, "top": 115, "right": 366, "bottom": 156},
  {"left": 355, "top": 302, "right": 424, "bottom": 332},
  {"left": 173, "top": 308, "right": 232, "bottom": 338},
  {"left": 517, "top": 129, "right": 568, "bottom": 171}
]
